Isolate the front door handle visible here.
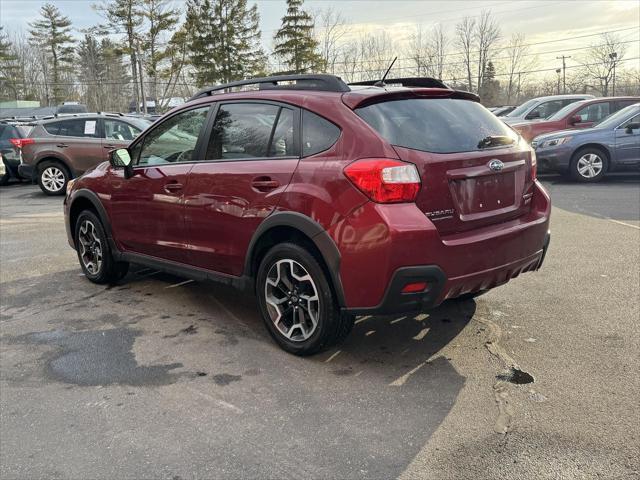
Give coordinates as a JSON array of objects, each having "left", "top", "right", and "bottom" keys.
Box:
[
  {"left": 104, "top": 145, "right": 116, "bottom": 149},
  {"left": 164, "top": 182, "right": 183, "bottom": 194},
  {"left": 251, "top": 177, "right": 280, "bottom": 192},
  {"left": 56, "top": 144, "right": 69, "bottom": 148}
]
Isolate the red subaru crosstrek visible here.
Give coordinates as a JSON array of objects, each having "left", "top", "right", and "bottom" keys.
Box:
[{"left": 64, "top": 75, "right": 551, "bottom": 355}]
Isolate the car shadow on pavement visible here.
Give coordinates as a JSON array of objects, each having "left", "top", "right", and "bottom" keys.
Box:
[{"left": 2, "top": 267, "right": 475, "bottom": 479}]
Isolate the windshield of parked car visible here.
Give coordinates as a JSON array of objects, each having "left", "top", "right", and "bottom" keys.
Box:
[
  {"left": 357, "top": 98, "right": 519, "bottom": 154},
  {"left": 504, "top": 99, "right": 538, "bottom": 118},
  {"left": 593, "top": 104, "right": 640, "bottom": 129},
  {"left": 547, "top": 102, "right": 585, "bottom": 121},
  {"left": 125, "top": 117, "right": 153, "bottom": 132}
]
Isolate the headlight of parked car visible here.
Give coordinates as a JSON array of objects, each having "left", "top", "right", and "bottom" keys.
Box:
[{"left": 541, "top": 136, "right": 572, "bottom": 148}]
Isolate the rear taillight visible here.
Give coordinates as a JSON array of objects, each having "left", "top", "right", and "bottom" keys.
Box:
[
  {"left": 9, "top": 138, "right": 34, "bottom": 149},
  {"left": 530, "top": 148, "right": 537, "bottom": 181},
  {"left": 344, "top": 158, "right": 421, "bottom": 203}
]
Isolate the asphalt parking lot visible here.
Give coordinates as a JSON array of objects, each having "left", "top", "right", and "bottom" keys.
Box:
[{"left": 1, "top": 175, "right": 639, "bottom": 479}]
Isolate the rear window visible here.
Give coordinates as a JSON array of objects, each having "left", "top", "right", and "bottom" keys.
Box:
[
  {"left": 302, "top": 111, "right": 340, "bottom": 157},
  {"left": 356, "top": 98, "right": 518, "bottom": 154}
]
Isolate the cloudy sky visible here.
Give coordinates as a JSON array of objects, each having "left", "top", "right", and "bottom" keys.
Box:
[{"left": 1, "top": 0, "right": 639, "bottom": 75}]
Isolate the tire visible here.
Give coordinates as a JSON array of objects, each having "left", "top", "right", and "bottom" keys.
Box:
[
  {"left": 38, "top": 161, "right": 69, "bottom": 195},
  {"left": 0, "top": 173, "right": 9, "bottom": 186},
  {"left": 256, "top": 242, "right": 354, "bottom": 356},
  {"left": 569, "top": 147, "right": 608, "bottom": 183},
  {"left": 75, "top": 210, "right": 129, "bottom": 284}
]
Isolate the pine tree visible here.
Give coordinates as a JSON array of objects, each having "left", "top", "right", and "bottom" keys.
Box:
[
  {"left": 29, "top": 3, "right": 76, "bottom": 105},
  {"left": 96, "top": 0, "right": 144, "bottom": 112},
  {"left": 479, "top": 61, "right": 500, "bottom": 106},
  {"left": 0, "top": 27, "right": 22, "bottom": 100},
  {"left": 141, "top": 0, "right": 179, "bottom": 101},
  {"left": 273, "top": 0, "right": 324, "bottom": 73},
  {"left": 185, "top": 0, "right": 265, "bottom": 87},
  {"left": 185, "top": 0, "right": 218, "bottom": 86}
]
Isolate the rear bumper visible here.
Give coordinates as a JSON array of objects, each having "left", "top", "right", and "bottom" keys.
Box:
[{"left": 337, "top": 181, "right": 551, "bottom": 314}]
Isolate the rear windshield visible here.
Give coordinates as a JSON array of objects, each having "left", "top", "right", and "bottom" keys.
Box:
[{"left": 356, "top": 98, "right": 518, "bottom": 154}]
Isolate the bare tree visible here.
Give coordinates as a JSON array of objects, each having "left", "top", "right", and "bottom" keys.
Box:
[
  {"left": 581, "top": 33, "right": 628, "bottom": 96},
  {"left": 455, "top": 16, "right": 475, "bottom": 91},
  {"left": 475, "top": 10, "right": 500, "bottom": 96},
  {"left": 314, "top": 7, "right": 346, "bottom": 74},
  {"left": 409, "top": 24, "right": 448, "bottom": 80},
  {"left": 503, "top": 33, "right": 537, "bottom": 103}
]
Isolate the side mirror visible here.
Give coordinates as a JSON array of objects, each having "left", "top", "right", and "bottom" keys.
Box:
[
  {"left": 526, "top": 110, "right": 541, "bottom": 120},
  {"left": 568, "top": 115, "right": 581, "bottom": 125},
  {"left": 109, "top": 148, "right": 134, "bottom": 178},
  {"left": 625, "top": 122, "right": 640, "bottom": 134}
]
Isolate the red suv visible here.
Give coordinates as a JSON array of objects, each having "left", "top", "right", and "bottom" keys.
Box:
[
  {"left": 511, "top": 96, "right": 640, "bottom": 142},
  {"left": 64, "top": 75, "right": 551, "bottom": 355}
]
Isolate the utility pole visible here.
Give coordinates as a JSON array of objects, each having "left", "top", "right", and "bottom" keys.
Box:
[
  {"left": 556, "top": 68, "right": 562, "bottom": 95},
  {"left": 556, "top": 55, "right": 571, "bottom": 93},
  {"left": 609, "top": 52, "right": 618, "bottom": 96}
]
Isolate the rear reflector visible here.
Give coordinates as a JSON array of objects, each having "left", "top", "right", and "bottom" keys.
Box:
[
  {"left": 530, "top": 148, "right": 537, "bottom": 182},
  {"left": 344, "top": 158, "right": 421, "bottom": 203},
  {"left": 401, "top": 281, "right": 428, "bottom": 294},
  {"left": 9, "top": 138, "right": 34, "bottom": 148}
]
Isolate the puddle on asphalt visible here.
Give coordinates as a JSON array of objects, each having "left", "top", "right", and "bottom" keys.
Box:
[
  {"left": 497, "top": 367, "right": 535, "bottom": 385},
  {"left": 25, "top": 328, "right": 183, "bottom": 386}
]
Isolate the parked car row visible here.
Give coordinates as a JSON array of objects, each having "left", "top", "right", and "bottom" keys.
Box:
[
  {"left": 3, "top": 113, "right": 152, "bottom": 194},
  {"left": 487, "top": 93, "right": 639, "bottom": 181}
]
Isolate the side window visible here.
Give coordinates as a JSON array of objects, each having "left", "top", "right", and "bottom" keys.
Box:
[
  {"left": 615, "top": 100, "right": 636, "bottom": 111},
  {"left": 302, "top": 110, "right": 340, "bottom": 157},
  {"left": 137, "top": 106, "right": 209, "bottom": 166},
  {"left": 53, "top": 119, "right": 99, "bottom": 138},
  {"left": 43, "top": 121, "right": 62, "bottom": 135},
  {"left": 620, "top": 114, "right": 640, "bottom": 129},
  {"left": 575, "top": 103, "right": 610, "bottom": 123},
  {"left": 205, "top": 103, "right": 289, "bottom": 160},
  {"left": 104, "top": 119, "right": 141, "bottom": 141},
  {"left": 528, "top": 100, "right": 563, "bottom": 120}
]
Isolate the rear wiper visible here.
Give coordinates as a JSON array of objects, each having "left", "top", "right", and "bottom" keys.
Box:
[{"left": 477, "top": 135, "right": 515, "bottom": 149}]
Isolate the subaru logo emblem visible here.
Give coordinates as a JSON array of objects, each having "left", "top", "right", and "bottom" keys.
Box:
[{"left": 488, "top": 159, "right": 504, "bottom": 171}]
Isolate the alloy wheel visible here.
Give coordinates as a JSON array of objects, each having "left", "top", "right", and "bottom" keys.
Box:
[
  {"left": 264, "top": 259, "right": 320, "bottom": 342},
  {"left": 41, "top": 166, "right": 65, "bottom": 192},
  {"left": 78, "top": 220, "right": 103, "bottom": 275},
  {"left": 576, "top": 153, "right": 603, "bottom": 179}
]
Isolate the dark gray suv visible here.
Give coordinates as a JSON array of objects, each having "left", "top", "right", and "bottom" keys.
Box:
[{"left": 17, "top": 114, "right": 151, "bottom": 195}]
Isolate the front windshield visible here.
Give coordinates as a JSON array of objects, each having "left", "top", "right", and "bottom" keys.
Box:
[
  {"left": 593, "top": 104, "right": 640, "bottom": 129},
  {"left": 505, "top": 99, "right": 537, "bottom": 118},
  {"left": 547, "top": 102, "right": 585, "bottom": 121}
]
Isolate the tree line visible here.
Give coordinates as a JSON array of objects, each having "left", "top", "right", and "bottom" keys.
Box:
[{"left": 0, "top": 0, "right": 637, "bottom": 113}]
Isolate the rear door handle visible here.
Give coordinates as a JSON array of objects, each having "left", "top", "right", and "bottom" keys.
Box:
[
  {"left": 164, "top": 182, "right": 183, "bottom": 193},
  {"left": 251, "top": 177, "right": 280, "bottom": 192},
  {"left": 56, "top": 144, "right": 68, "bottom": 148}
]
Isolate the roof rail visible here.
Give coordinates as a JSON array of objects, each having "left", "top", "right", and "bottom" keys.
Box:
[
  {"left": 190, "top": 74, "right": 351, "bottom": 100},
  {"left": 349, "top": 77, "right": 450, "bottom": 89}
]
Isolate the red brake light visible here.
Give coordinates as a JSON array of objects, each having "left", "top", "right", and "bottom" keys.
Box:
[
  {"left": 344, "top": 158, "right": 421, "bottom": 203},
  {"left": 9, "top": 138, "right": 34, "bottom": 148}
]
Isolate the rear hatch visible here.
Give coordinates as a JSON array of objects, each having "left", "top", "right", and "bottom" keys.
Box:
[{"left": 356, "top": 96, "right": 536, "bottom": 235}]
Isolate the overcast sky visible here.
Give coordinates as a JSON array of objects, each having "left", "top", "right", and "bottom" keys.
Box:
[{"left": 1, "top": 0, "right": 639, "bottom": 73}]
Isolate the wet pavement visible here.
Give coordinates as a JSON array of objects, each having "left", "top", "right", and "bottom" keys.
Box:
[{"left": 1, "top": 176, "right": 639, "bottom": 479}]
